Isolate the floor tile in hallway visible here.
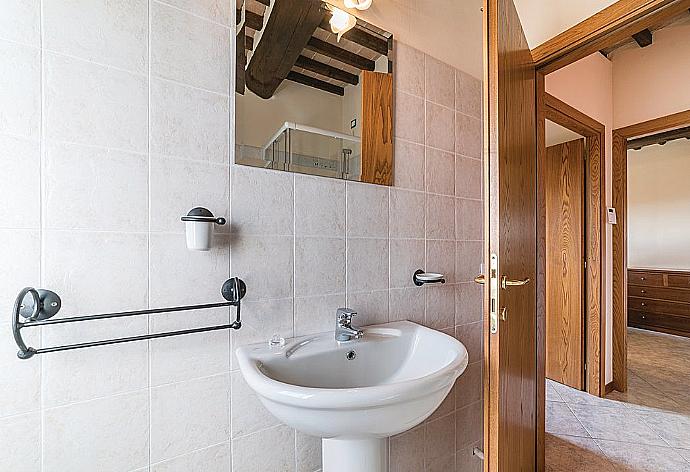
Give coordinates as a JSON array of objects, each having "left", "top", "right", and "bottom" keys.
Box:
[{"left": 546, "top": 328, "right": 690, "bottom": 471}]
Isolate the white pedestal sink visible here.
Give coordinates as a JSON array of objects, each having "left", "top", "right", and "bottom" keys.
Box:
[{"left": 236, "top": 321, "right": 468, "bottom": 472}]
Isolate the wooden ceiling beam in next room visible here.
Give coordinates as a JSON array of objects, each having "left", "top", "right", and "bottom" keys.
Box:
[
  {"left": 632, "top": 28, "right": 654, "bottom": 46},
  {"left": 627, "top": 125, "right": 690, "bottom": 149},
  {"left": 532, "top": 0, "right": 690, "bottom": 74},
  {"left": 600, "top": 5, "right": 690, "bottom": 56}
]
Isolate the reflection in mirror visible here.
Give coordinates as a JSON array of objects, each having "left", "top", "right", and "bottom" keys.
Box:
[{"left": 235, "top": 0, "right": 394, "bottom": 185}]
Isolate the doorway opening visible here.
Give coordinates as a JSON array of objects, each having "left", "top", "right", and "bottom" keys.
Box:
[
  {"left": 611, "top": 110, "right": 690, "bottom": 392},
  {"left": 537, "top": 89, "right": 607, "bottom": 399},
  {"left": 544, "top": 122, "right": 587, "bottom": 391}
]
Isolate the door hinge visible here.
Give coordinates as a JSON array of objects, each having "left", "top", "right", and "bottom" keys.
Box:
[{"left": 584, "top": 260, "right": 587, "bottom": 269}]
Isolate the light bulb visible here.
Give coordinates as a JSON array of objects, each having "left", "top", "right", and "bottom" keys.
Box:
[
  {"left": 328, "top": 7, "right": 357, "bottom": 41},
  {"left": 330, "top": 8, "right": 350, "bottom": 30},
  {"left": 344, "top": 0, "right": 372, "bottom": 10}
]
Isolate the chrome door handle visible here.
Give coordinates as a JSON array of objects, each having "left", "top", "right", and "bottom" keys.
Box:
[
  {"left": 501, "top": 276, "right": 530, "bottom": 289},
  {"left": 474, "top": 275, "right": 485, "bottom": 285}
]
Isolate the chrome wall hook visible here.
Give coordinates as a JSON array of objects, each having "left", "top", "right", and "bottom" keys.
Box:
[{"left": 413, "top": 269, "right": 446, "bottom": 286}]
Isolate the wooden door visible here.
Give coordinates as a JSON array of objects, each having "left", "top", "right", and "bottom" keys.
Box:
[
  {"left": 483, "top": 0, "right": 537, "bottom": 470},
  {"left": 360, "top": 71, "right": 393, "bottom": 185},
  {"left": 545, "top": 139, "right": 585, "bottom": 389}
]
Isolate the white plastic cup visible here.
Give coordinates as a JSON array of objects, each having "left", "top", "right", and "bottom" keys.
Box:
[{"left": 185, "top": 221, "right": 212, "bottom": 251}]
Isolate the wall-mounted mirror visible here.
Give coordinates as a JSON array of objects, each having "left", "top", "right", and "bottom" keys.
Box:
[{"left": 235, "top": 0, "right": 394, "bottom": 185}]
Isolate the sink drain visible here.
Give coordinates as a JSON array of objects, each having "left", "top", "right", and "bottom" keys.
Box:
[{"left": 346, "top": 350, "right": 356, "bottom": 361}]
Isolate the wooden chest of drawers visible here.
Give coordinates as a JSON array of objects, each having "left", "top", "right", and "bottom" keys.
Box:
[{"left": 628, "top": 268, "right": 690, "bottom": 338}]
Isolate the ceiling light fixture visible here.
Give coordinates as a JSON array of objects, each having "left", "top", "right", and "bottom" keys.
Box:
[
  {"left": 328, "top": 6, "right": 357, "bottom": 42},
  {"left": 344, "top": 0, "right": 372, "bottom": 10}
]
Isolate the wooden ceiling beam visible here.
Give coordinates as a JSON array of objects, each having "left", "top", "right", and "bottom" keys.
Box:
[
  {"left": 245, "top": 34, "right": 254, "bottom": 51},
  {"left": 295, "top": 55, "right": 359, "bottom": 85},
  {"left": 238, "top": 9, "right": 264, "bottom": 31},
  {"left": 317, "top": 17, "right": 389, "bottom": 55},
  {"left": 305, "top": 37, "right": 375, "bottom": 71},
  {"left": 287, "top": 71, "right": 344, "bottom": 95},
  {"left": 632, "top": 28, "right": 654, "bottom": 46},
  {"left": 245, "top": 0, "right": 325, "bottom": 99},
  {"left": 254, "top": 0, "right": 270, "bottom": 6}
]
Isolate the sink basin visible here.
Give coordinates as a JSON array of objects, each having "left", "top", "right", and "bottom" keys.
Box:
[{"left": 236, "top": 320, "right": 469, "bottom": 472}]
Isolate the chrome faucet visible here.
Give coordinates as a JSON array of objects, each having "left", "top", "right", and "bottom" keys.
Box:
[{"left": 335, "top": 308, "right": 363, "bottom": 342}]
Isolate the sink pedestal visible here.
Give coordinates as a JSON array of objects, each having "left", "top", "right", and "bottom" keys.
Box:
[{"left": 322, "top": 437, "right": 388, "bottom": 472}]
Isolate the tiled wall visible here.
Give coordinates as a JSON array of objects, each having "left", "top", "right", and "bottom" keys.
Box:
[{"left": 0, "top": 2, "right": 482, "bottom": 471}]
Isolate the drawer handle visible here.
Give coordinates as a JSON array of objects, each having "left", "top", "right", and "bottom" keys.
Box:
[
  {"left": 641, "top": 302, "right": 646, "bottom": 306},
  {"left": 640, "top": 277, "right": 646, "bottom": 281},
  {"left": 642, "top": 315, "right": 646, "bottom": 319},
  {"left": 640, "top": 290, "right": 646, "bottom": 293}
]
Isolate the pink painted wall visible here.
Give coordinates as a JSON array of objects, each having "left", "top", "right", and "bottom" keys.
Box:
[
  {"left": 545, "top": 53, "right": 615, "bottom": 384},
  {"left": 611, "top": 20, "right": 690, "bottom": 127}
]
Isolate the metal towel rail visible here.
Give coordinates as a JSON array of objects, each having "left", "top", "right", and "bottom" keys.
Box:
[{"left": 11, "top": 278, "right": 246, "bottom": 359}]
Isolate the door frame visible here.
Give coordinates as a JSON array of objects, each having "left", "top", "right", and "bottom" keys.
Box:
[
  {"left": 536, "top": 81, "right": 606, "bottom": 469},
  {"left": 528, "top": 3, "right": 688, "bottom": 470},
  {"left": 483, "top": 0, "right": 690, "bottom": 470},
  {"left": 536, "top": 84, "right": 607, "bottom": 398},
  {"left": 610, "top": 109, "right": 690, "bottom": 391}
]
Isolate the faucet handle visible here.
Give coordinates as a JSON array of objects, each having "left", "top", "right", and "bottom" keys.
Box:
[{"left": 336, "top": 307, "right": 357, "bottom": 322}]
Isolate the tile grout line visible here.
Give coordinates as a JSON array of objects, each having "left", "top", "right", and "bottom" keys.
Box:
[
  {"left": 563, "top": 382, "right": 670, "bottom": 450},
  {"left": 423, "top": 52, "right": 429, "bottom": 330},
  {"left": 291, "top": 172, "right": 298, "bottom": 468},
  {"left": 147, "top": 439, "right": 230, "bottom": 468},
  {"left": 228, "top": 5, "right": 237, "bottom": 469},
  {"left": 152, "top": 0, "right": 233, "bottom": 30},
  {"left": 147, "top": 0, "right": 153, "bottom": 467},
  {"left": 39, "top": 47, "right": 148, "bottom": 79},
  {"left": 556, "top": 401, "right": 622, "bottom": 467},
  {"left": 345, "top": 181, "right": 351, "bottom": 310},
  {"left": 396, "top": 133, "right": 483, "bottom": 161},
  {"left": 626, "top": 403, "right": 676, "bottom": 450},
  {"left": 615, "top": 366, "right": 681, "bottom": 450},
  {"left": 39, "top": 0, "right": 46, "bottom": 469},
  {"left": 562, "top": 400, "right": 594, "bottom": 440}
]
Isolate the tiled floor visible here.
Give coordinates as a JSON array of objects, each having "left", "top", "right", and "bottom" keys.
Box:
[{"left": 546, "top": 328, "right": 690, "bottom": 471}]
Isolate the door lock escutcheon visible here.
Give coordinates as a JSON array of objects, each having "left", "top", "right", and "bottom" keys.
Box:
[
  {"left": 475, "top": 255, "right": 531, "bottom": 334},
  {"left": 473, "top": 254, "right": 499, "bottom": 333}
]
